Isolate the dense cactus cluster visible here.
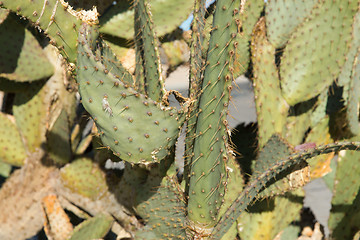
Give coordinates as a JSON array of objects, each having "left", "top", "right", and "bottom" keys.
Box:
[{"left": 0, "top": 0, "right": 360, "bottom": 239}]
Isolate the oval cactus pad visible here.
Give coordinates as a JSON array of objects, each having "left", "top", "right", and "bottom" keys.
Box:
[{"left": 77, "top": 24, "right": 186, "bottom": 163}]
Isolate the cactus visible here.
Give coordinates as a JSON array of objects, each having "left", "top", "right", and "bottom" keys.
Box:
[
  {"left": 280, "top": 0, "right": 357, "bottom": 106},
  {"left": 42, "top": 194, "right": 74, "bottom": 239},
  {"left": 77, "top": 24, "right": 188, "bottom": 163},
  {"left": 68, "top": 213, "right": 114, "bottom": 240},
  {"left": 251, "top": 18, "right": 287, "bottom": 147},
  {"left": 0, "top": 112, "right": 27, "bottom": 166},
  {"left": 327, "top": 136, "right": 360, "bottom": 239},
  {"left": 0, "top": 12, "right": 54, "bottom": 84},
  {"left": 265, "top": 0, "right": 317, "bottom": 48},
  {"left": 134, "top": 0, "right": 165, "bottom": 101},
  {"left": 60, "top": 158, "right": 108, "bottom": 200},
  {"left": 1, "top": 0, "right": 360, "bottom": 239},
  {"left": 0, "top": 0, "right": 82, "bottom": 63},
  {"left": 100, "top": 0, "right": 194, "bottom": 39}
]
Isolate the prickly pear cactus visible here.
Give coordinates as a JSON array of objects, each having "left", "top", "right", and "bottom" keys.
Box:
[{"left": 1, "top": 0, "right": 360, "bottom": 239}]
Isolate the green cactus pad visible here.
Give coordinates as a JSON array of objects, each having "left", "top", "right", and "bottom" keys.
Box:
[
  {"left": 0, "top": 112, "right": 27, "bottom": 166},
  {"left": 251, "top": 19, "right": 288, "bottom": 147},
  {"left": 233, "top": 35, "right": 249, "bottom": 79},
  {"left": 77, "top": 24, "right": 187, "bottom": 163},
  {"left": 134, "top": 0, "right": 165, "bottom": 102},
  {"left": 338, "top": 12, "right": 360, "bottom": 87},
  {"left": 135, "top": 177, "right": 187, "bottom": 240},
  {"left": 285, "top": 99, "right": 316, "bottom": 146},
  {"left": 0, "top": 161, "right": 11, "bottom": 177},
  {"left": 12, "top": 81, "right": 48, "bottom": 153},
  {"left": 329, "top": 189, "right": 360, "bottom": 239},
  {"left": 68, "top": 213, "right": 113, "bottom": 240},
  {"left": 0, "top": 13, "right": 54, "bottom": 82},
  {"left": 184, "top": 0, "right": 207, "bottom": 197},
  {"left": 113, "top": 150, "right": 175, "bottom": 207},
  {"left": 252, "top": 135, "right": 292, "bottom": 178},
  {"left": 212, "top": 141, "right": 360, "bottom": 239},
  {"left": 252, "top": 135, "right": 310, "bottom": 198},
  {"left": 46, "top": 109, "right": 72, "bottom": 165},
  {"left": 218, "top": 157, "right": 245, "bottom": 240},
  {"left": 162, "top": 40, "right": 190, "bottom": 68},
  {"left": 60, "top": 158, "right": 107, "bottom": 200},
  {"left": 94, "top": 40, "right": 134, "bottom": 86},
  {"left": 1, "top": 0, "right": 81, "bottom": 63},
  {"left": 285, "top": 113, "right": 312, "bottom": 146},
  {"left": 280, "top": 225, "right": 301, "bottom": 240},
  {"left": 310, "top": 89, "right": 328, "bottom": 127},
  {"left": 100, "top": 0, "right": 193, "bottom": 39},
  {"left": 112, "top": 152, "right": 186, "bottom": 238},
  {"left": 338, "top": 13, "right": 360, "bottom": 136},
  {"left": 328, "top": 136, "right": 360, "bottom": 239},
  {"left": 237, "top": 190, "right": 303, "bottom": 240},
  {"left": 240, "top": 0, "right": 264, "bottom": 38},
  {"left": 280, "top": 0, "right": 357, "bottom": 106},
  {"left": 265, "top": 0, "right": 317, "bottom": 48},
  {"left": 187, "top": 0, "right": 241, "bottom": 225},
  {"left": 342, "top": 52, "right": 360, "bottom": 136}
]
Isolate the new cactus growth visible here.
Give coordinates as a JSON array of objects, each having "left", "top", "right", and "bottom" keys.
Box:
[{"left": 1, "top": 0, "right": 360, "bottom": 239}]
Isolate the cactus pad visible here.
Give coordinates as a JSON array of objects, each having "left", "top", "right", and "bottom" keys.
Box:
[
  {"left": 265, "top": 0, "right": 317, "bottom": 48},
  {"left": 12, "top": 81, "right": 48, "bottom": 153},
  {"left": 68, "top": 213, "right": 113, "bottom": 240},
  {"left": 240, "top": 0, "right": 264, "bottom": 38},
  {"left": 100, "top": 0, "right": 193, "bottom": 39},
  {"left": 251, "top": 18, "right": 287, "bottom": 147},
  {"left": 134, "top": 0, "right": 165, "bottom": 102},
  {"left": 60, "top": 158, "right": 107, "bottom": 200},
  {"left": 0, "top": 112, "right": 27, "bottom": 166},
  {"left": 187, "top": 0, "right": 241, "bottom": 225},
  {"left": 77, "top": 24, "right": 187, "bottom": 163},
  {"left": 212, "top": 141, "right": 360, "bottom": 239},
  {"left": 328, "top": 136, "right": 360, "bottom": 239},
  {"left": 1, "top": 0, "right": 81, "bottom": 63},
  {"left": 0, "top": 13, "right": 54, "bottom": 82},
  {"left": 46, "top": 109, "right": 72, "bottom": 165},
  {"left": 135, "top": 177, "right": 187, "bottom": 239},
  {"left": 253, "top": 135, "right": 310, "bottom": 198},
  {"left": 280, "top": 0, "right": 357, "bottom": 105}
]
